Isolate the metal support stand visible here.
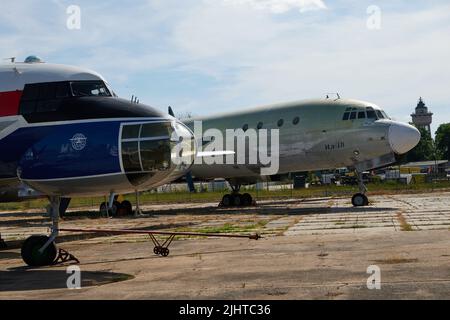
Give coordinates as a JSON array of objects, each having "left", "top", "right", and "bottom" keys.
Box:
[
  {"left": 148, "top": 233, "right": 176, "bottom": 257},
  {"left": 134, "top": 190, "right": 144, "bottom": 216},
  {"left": 53, "top": 248, "right": 79, "bottom": 265}
]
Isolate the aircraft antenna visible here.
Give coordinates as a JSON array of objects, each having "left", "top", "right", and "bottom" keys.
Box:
[{"left": 325, "top": 93, "right": 341, "bottom": 101}]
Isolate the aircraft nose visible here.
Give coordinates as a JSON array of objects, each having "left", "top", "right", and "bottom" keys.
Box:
[{"left": 388, "top": 122, "right": 421, "bottom": 154}]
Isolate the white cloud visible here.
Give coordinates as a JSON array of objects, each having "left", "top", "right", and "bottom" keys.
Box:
[
  {"left": 222, "top": 0, "right": 327, "bottom": 13},
  {"left": 1, "top": 0, "right": 450, "bottom": 132}
]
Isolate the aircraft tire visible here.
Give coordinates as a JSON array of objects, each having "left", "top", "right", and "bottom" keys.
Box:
[
  {"left": 222, "top": 194, "right": 232, "bottom": 207},
  {"left": 121, "top": 200, "right": 133, "bottom": 216},
  {"left": 352, "top": 193, "right": 368, "bottom": 207},
  {"left": 21, "top": 235, "right": 57, "bottom": 267},
  {"left": 100, "top": 202, "right": 108, "bottom": 215},
  {"left": 242, "top": 193, "right": 252, "bottom": 206},
  {"left": 161, "top": 248, "right": 170, "bottom": 257},
  {"left": 232, "top": 194, "right": 242, "bottom": 206}
]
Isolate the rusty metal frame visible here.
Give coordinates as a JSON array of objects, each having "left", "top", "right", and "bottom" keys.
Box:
[{"left": 58, "top": 227, "right": 260, "bottom": 258}]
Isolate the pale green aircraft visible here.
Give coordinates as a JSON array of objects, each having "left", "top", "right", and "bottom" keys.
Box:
[{"left": 184, "top": 97, "right": 420, "bottom": 207}]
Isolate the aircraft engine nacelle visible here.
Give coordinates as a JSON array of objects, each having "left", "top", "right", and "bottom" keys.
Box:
[{"left": 16, "top": 120, "right": 195, "bottom": 197}]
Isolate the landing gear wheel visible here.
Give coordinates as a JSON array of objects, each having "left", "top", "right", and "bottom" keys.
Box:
[
  {"left": 352, "top": 193, "right": 369, "bottom": 207},
  {"left": 221, "top": 194, "right": 232, "bottom": 207},
  {"left": 153, "top": 246, "right": 161, "bottom": 255},
  {"left": 21, "top": 235, "right": 57, "bottom": 267},
  {"left": 242, "top": 193, "right": 252, "bottom": 206},
  {"left": 0, "top": 240, "right": 6, "bottom": 249},
  {"left": 232, "top": 194, "right": 242, "bottom": 206},
  {"left": 121, "top": 200, "right": 133, "bottom": 216},
  {"left": 100, "top": 201, "right": 121, "bottom": 216},
  {"left": 160, "top": 248, "right": 170, "bottom": 257},
  {"left": 100, "top": 202, "right": 108, "bottom": 215}
]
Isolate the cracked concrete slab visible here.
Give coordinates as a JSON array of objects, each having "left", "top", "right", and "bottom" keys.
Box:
[{"left": 0, "top": 191, "right": 449, "bottom": 299}]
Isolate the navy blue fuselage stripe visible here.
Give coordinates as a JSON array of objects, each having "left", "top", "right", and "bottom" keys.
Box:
[
  {"left": 19, "top": 121, "right": 121, "bottom": 180},
  {"left": 0, "top": 119, "right": 163, "bottom": 180}
]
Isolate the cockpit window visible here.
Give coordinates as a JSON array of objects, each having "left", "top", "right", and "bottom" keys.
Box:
[
  {"left": 376, "top": 110, "right": 384, "bottom": 119},
  {"left": 71, "top": 81, "right": 111, "bottom": 97},
  {"left": 366, "top": 108, "right": 377, "bottom": 119},
  {"left": 342, "top": 106, "right": 388, "bottom": 121}
]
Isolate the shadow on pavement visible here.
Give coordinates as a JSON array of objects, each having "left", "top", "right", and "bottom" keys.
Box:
[{"left": 0, "top": 269, "right": 134, "bottom": 291}]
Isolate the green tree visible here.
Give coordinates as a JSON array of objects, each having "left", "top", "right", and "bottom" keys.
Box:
[
  {"left": 405, "top": 127, "right": 435, "bottom": 162},
  {"left": 435, "top": 123, "right": 450, "bottom": 160}
]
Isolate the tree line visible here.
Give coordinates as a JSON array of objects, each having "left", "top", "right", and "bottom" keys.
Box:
[{"left": 405, "top": 123, "right": 450, "bottom": 162}]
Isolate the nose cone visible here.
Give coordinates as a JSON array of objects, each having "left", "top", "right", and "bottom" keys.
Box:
[{"left": 388, "top": 122, "right": 421, "bottom": 154}]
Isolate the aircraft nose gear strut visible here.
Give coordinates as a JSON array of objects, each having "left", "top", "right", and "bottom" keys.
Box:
[
  {"left": 21, "top": 196, "right": 78, "bottom": 267},
  {"left": 352, "top": 171, "right": 369, "bottom": 207}
]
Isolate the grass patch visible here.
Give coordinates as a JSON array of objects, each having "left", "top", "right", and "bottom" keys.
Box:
[
  {"left": 2, "top": 181, "right": 450, "bottom": 212},
  {"left": 175, "top": 221, "right": 266, "bottom": 235},
  {"left": 397, "top": 213, "right": 414, "bottom": 231}
]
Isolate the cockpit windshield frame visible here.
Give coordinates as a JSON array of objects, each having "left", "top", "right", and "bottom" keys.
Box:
[
  {"left": 70, "top": 80, "right": 112, "bottom": 98},
  {"left": 341, "top": 106, "right": 390, "bottom": 121}
]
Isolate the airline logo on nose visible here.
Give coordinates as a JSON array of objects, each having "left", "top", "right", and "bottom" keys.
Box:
[{"left": 70, "top": 133, "right": 87, "bottom": 151}]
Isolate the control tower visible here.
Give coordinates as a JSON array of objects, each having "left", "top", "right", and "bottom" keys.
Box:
[{"left": 411, "top": 97, "right": 433, "bottom": 132}]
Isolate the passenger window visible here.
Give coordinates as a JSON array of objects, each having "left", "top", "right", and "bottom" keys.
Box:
[
  {"left": 278, "top": 119, "right": 284, "bottom": 127},
  {"left": 342, "top": 113, "right": 350, "bottom": 120},
  {"left": 358, "top": 112, "right": 366, "bottom": 119},
  {"left": 242, "top": 124, "right": 249, "bottom": 132},
  {"left": 257, "top": 122, "right": 263, "bottom": 130},
  {"left": 350, "top": 112, "right": 357, "bottom": 120},
  {"left": 122, "top": 125, "right": 141, "bottom": 139},
  {"left": 293, "top": 117, "right": 300, "bottom": 125}
]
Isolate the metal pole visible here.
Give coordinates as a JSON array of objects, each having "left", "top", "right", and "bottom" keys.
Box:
[{"left": 134, "top": 190, "right": 143, "bottom": 216}]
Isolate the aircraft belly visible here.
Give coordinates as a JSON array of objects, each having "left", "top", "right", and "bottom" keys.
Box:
[
  {"left": 191, "top": 163, "right": 261, "bottom": 179},
  {"left": 23, "top": 173, "right": 134, "bottom": 197}
]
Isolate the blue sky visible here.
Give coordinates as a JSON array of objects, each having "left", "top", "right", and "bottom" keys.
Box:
[{"left": 1, "top": 0, "right": 449, "bottom": 134}]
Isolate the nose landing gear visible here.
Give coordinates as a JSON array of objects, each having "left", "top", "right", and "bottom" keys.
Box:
[
  {"left": 21, "top": 196, "right": 79, "bottom": 267},
  {"left": 352, "top": 171, "right": 369, "bottom": 207}
]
